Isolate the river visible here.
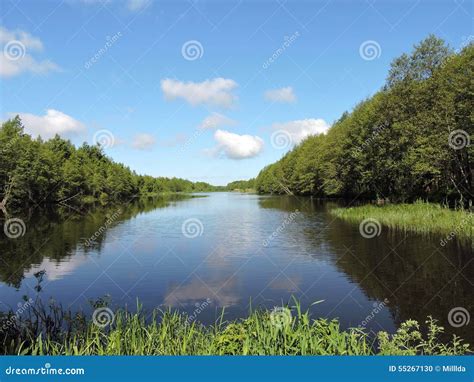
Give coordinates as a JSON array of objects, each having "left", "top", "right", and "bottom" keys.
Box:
[{"left": 0, "top": 193, "right": 472, "bottom": 342}]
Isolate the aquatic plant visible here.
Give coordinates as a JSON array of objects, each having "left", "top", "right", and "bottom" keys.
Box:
[
  {"left": 1, "top": 299, "right": 470, "bottom": 356},
  {"left": 331, "top": 201, "right": 472, "bottom": 240}
]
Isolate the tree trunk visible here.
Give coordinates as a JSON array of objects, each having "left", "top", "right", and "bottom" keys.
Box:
[{"left": 0, "top": 178, "right": 13, "bottom": 211}]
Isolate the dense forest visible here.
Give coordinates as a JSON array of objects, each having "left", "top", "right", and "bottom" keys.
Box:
[
  {"left": 0, "top": 118, "right": 223, "bottom": 209},
  {"left": 226, "top": 178, "right": 255, "bottom": 191},
  {"left": 255, "top": 36, "right": 473, "bottom": 206}
]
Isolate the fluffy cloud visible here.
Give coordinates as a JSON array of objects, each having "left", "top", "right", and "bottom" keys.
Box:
[
  {"left": 14, "top": 109, "right": 86, "bottom": 139},
  {"left": 132, "top": 133, "right": 156, "bottom": 150},
  {"left": 272, "top": 118, "right": 330, "bottom": 144},
  {"left": 161, "top": 78, "right": 238, "bottom": 108},
  {"left": 0, "top": 26, "right": 60, "bottom": 78},
  {"left": 0, "top": 26, "right": 43, "bottom": 49},
  {"left": 214, "top": 129, "right": 264, "bottom": 159},
  {"left": 126, "top": 0, "right": 151, "bottom": 11},
  {"left": 264, "top": 87, "right": 296, "bottom": 103},
  {"left": 199, "top": 113, "right": 236, "bottom": 130}
]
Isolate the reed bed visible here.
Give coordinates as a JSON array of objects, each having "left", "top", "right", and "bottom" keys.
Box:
[
  {"left": 331, "top": 201, "right": 472, "bottom": 239},
  {"left": 1, "top": 300, "right": 470, "bottom": 356}
]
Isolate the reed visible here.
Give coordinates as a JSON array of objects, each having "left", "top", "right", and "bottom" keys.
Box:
[
  {"left": 331, "top": 201, "right": 472, "bottom": 240},
  {"left": 1, "top": 300, "right": 470, "bottom": 356}
]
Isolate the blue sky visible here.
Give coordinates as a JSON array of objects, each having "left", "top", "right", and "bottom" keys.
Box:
[{"left": 0, "top": 0, "right": 472, "bottom": 185}]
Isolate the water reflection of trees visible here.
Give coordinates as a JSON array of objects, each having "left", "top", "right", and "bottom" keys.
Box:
[
  {"left": 258, "top": 196, "right": 474, "bottom": 343},
  {"left": 0, "top": 195, "right": 192, "bottom": 288}
]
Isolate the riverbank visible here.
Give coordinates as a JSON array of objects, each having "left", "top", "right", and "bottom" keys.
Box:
[
  {"left": 331, "top": 202, "right": 472, "bottom": 240},
  {"left": 1, "top": 302, "right": 470, "bottom": 355},
  {"left": 227, "top": 188, "right": 256, "bottom": 193}
]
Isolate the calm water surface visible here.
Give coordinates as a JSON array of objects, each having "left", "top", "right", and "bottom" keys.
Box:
[{"left": 1, "top": 193, "right": 472, "bottom": 341}]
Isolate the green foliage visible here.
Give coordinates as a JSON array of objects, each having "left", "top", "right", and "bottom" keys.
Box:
[
  {"left": 377, "top": 318, "right": 470, "bottom": 355},
  {"left": 0, "top": 121, "right": 220, "bottom": 208},
  {"left": 255, "top": 36, "right": 473, "bottom": 206},
  {"left": 1, "top": 300, "right": 469, "bottom": 355},
  {"left": 226, "top": 178, "right": 255, "bottom": 191}
]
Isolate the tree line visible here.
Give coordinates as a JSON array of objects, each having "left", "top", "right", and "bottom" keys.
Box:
[
  {"left": 255, "top": 36, "right": 473, "bottom": 206},
  {"left": 0, "top": 118, "right": 222, "bottom": 210},
  {"left": 226, "top": 179, "right": 255, "bottom": 191},
  {"left": 1, "top": 36, "right": 471, "bottom": 210}
]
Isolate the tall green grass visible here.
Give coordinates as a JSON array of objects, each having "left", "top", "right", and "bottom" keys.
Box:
[
  {"left": 1, "top": 301, "right": 470, "bottom": 355},
  {"left": 331, "top": 201, "right": 472, "bottom": 239}
]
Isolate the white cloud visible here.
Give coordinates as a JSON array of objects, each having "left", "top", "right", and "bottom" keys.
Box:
[
  {"left": 264, "top": 87, "right": 296, "bottom": 103},
  {"left": 0, "top": 26, "right": 60, "bottom": 78},
  {"left": 0, "top": 56, "right": 59, "bottom": 77},
  {"left": 199, "top": 112, "right": 236, "bottom": 130},
  {"left": 126, "top": 0, "right": 151, "bottom": 11},
  {"left": 0, "top": 26, "right": 43, "bottom": 49},
  {"left": 272, "top": 118, "right": 330, "bottom": 144},
  {"left": 213, "top": 129, "right": 264, "bottom": 159},
  {"left": 132, "top": 133, "right": 156, "bottom": 150},
  {"left": 13, "top": 109, "right": 86, "bottom": 139},
  {"left": 161, "top": 78, "right": 238, "bottom": 108}
]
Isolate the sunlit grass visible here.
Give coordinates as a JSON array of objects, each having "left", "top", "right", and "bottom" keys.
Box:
[
  {"left": 1, "top": 300, "right": 470, "bottom": 355},
  {"left": 331, "top": 201, "right": 472, "bottom": 239}
]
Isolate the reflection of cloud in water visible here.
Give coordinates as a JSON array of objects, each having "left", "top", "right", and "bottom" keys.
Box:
[
  {"left": 215, "top": 217, "right": 264, "bottom": 253},
  {"left": 24, "top": 254, "right": 88, "bottom": 281},
  {"left": 269, "top": 275, "right": 302, "bottom": 293},
  {"left": 208, "top": 246, "right": 251, "bottom": 266},
  {"left": 163, "top": 277, "right": 240, "bottom": 308}
]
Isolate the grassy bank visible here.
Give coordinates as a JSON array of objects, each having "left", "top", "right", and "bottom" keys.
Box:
[
  {"left": 1, "top": 302, "right": 470, "bottom": 355},
  {"left": 331, "top": 202, "right": 472, "bottom": 240}
]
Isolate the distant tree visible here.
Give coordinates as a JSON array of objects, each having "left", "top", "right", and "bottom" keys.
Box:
[{"left": 0, "top": 118, "right": 221, "bottom": 209}]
